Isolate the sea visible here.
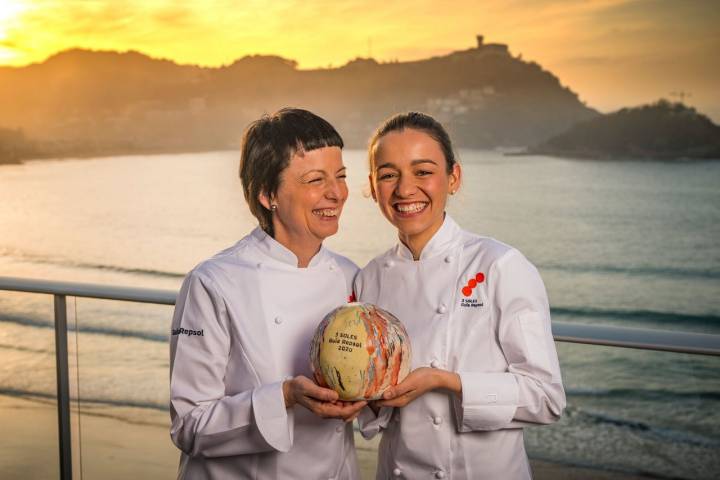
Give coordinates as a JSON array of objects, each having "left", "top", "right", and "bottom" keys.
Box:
[{"left": 1, "top": 150, "right": 719, "bottom": 479}]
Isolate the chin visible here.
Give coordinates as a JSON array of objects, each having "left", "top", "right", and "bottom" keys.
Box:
[{"left": 312, "top": 222, "right": 339, "bottom": 240}]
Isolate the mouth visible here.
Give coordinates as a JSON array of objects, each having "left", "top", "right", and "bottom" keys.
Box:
[
  {"left": 393, "top": 202, "right": 428, "bottom": 217},
  {"left": 312, "top": 208, "right": 340, "bottom": 219}
]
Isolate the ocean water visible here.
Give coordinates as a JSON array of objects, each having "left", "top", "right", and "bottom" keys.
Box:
[{"left": 1, "top": 150, "right": 719, "bottom": 479}]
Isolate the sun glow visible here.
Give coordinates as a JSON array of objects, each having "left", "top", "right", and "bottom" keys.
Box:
[{"left": 0, "top": 0, "right": 29, "bottom": 63}]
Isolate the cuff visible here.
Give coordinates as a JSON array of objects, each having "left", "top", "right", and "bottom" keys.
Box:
[
  {"left": 357, "top": 406, "right": 393, "bottom": 440},
  {"left": 252, "top": 381, "right": 293, "bottom": 452},
  {"left": 453, "top": 372, "right": 519, "bottom": 432}
]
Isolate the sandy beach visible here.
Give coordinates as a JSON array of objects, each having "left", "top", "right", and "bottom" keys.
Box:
[{"left": 0, "top": 394, "right": 660, "bottom": 479}]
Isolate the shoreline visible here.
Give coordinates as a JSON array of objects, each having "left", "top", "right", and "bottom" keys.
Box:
[{"left": 0, "top": 393, "right": 659, "bottom": 479}]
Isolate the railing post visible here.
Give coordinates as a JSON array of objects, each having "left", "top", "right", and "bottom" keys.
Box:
[{"left": 54, "top": 294, "right": 72, "bottom": 480}]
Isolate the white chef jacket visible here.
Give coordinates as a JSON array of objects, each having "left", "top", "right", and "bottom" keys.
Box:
[
  {"left": 170, "top": 227, "right": 361, "bottom": 480},
  {"left": 355, "top": 215, "right": 565, "bottom": 480}
]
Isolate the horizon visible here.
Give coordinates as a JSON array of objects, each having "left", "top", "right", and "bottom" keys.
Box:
[{"left": 0, "top": 1, "right": 719, "bottom": 119}]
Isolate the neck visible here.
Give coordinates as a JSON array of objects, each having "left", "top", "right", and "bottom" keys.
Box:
[
  {"left": 272, "top": 230, "right": 322, "bottom": 268},
  {"left": 398, "top": 215, "right": 445, "bottom": 261}
]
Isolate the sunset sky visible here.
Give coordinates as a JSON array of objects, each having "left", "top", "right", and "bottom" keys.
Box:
[{"left": 1, "top": 0, "right": 719, "bottom": 119}]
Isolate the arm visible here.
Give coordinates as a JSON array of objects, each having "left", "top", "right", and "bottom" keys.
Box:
[
  {"left": 170, "top": 271, "right": 366, "bottom": 458},
  {"left": 169, "top": 271, "right": 292, "bottom": 458},
  {"left": 452, "top": 251, "right": 566, "bottom": 432}
]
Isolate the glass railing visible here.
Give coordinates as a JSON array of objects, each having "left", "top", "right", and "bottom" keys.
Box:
[{"left": 1, "top": 276, "right": 719, "bottom": 480}]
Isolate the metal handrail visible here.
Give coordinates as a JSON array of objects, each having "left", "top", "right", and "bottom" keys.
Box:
[
  {"left": 2, "top": 275, "right": 720, "bottom": 480},
  {"left": 2, "top": 276, "right": 719, "bottom": 355}
]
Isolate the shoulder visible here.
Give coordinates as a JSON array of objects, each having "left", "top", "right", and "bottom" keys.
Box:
[
  {"left": 324, "top": 248, "right": 360, "bottom": 280},
  {"left": 184, "top": 234, "right": 257, "bottom": 288},
  {"left": 459, "top": 229, "right": 537, "bottom": 273},
  {"left": 359, "top": 245, "right": 395, "bottom": 276}
]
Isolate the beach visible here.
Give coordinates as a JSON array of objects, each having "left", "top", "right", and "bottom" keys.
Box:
[
  {"left": 1, "top": 151, "right": 718, "bottom": 478},
  {"left": 1, "top": 394, "right": 658, "bottom": 479}
]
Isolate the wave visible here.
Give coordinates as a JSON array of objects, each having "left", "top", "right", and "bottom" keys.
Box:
[
  {"left": 552, "top": 306, "right": 720, "bottom": 328},
  {"left": 567, "top": 387, "right": 720, "bottom": 402},
  {"left": 0, "top": 387, "right": 167, "bottom": 412},
  {"left": 0, "top": 313, "right": 168, "bottom": 344},
  {"left": 540, "top": 262, "right": 720, "bottom": 280},
  {"left": 571, "top": 407, "right": 720, "bottom": 449},
  {"left": 0, "top": 247, "right": 185, "bottom": 279}
]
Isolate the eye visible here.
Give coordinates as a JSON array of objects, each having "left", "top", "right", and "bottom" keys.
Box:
[
  {"left": 337, "top": 173, "right": 347, "bottom": 180},
  {"left": 307, "top": 177, "right": 323, "bottom": 184},
  {"left": 416, "top": 169, "right": 433, "bottom": 176},
  {"left": 378, "top": 171, "right": 397, "bottom": 181}
]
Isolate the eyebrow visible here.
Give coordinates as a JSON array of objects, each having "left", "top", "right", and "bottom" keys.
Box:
[
  {"left": 375, "top": 159, "right": 438, "bottom": 171},
  {"left": 300, "top": 166, "right": 347, "bottom": 177}
]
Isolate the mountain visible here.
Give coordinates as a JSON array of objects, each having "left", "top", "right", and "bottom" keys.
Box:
[
  {"left": 0, "top": 38, "right": 597, "bottom": 160},
  {"left": 530, "top": 100, "right": 720, "bottom": 160}
]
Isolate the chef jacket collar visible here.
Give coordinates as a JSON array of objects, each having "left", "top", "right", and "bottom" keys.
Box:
[
  {"left": 250, "top": 227, "right": 329, "bottom": 268},
  {"left": 394, "top": 213, "right": 461, "bottom": 261}
]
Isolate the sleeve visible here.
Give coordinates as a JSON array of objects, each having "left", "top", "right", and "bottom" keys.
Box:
[
  {"left": 169, "top": 270, "right": 293, "bottom": 458},
  {"left": 356, "top": 405, "right": 394, "bottom": 440},
  {"left": 452, "top": 250, "right": 566, "bottom": 432}
]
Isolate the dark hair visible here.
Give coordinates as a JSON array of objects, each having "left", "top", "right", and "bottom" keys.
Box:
[
  {"left": 368, "top": 112, "right": 457, "bottom": 173},
  {"left": 239, "top": 108, "right": 343, "bottom": 236}
]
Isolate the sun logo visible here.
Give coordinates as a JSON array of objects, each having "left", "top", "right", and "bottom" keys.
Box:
[{"left": 461, "top": 273, "right": 485, "bottom": 297}]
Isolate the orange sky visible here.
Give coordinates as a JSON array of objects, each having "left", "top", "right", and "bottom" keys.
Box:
[{"left": 1, "top": 0, "right": 719, "bottom": 119}]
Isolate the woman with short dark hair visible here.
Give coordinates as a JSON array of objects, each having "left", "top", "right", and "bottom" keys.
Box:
[{"left": 170, "top": 108, "right": 365, "bottom": 479}]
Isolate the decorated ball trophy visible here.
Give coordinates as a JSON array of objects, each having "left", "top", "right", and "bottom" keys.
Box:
[{"left": 310, "top": 302, "right": 411, "bottom": 401}]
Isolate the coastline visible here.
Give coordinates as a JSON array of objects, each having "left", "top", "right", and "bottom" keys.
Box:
[{"left": 0, "top": 394, "right": 659, "bottom": 479}]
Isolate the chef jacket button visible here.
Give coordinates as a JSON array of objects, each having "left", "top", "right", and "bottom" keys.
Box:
[
  {"left": 329, "top": 264, "right": 336, "bottom": 271},
  {"left": 274, "top": 316, "right": 283, "bottom": 325},
  {"left": 433, "top": 416, "right": 443, "bottom": 425},
  {"left": 444, "top": 255, "right": 452, "bottom": 263},
  {"left": 437, "top": 304, "right": 447, "bottom": 314},
  {"left": 435, "top": 471, "right": 446, "bottom": 479},
  {"left": 335, "top": 425, "right": 344, "bottom": 433},
  {"left": 384, "top": 259, "right": 395, "bottom": 268},
  {"left": 392, "top": 468, "right": 402, "bottom": 477},
  {"left": 430, "top": 360, "right": 440, "bottom": 368},
  {"left": 256, "top": 262, "right": 262, "bottom": 268}
]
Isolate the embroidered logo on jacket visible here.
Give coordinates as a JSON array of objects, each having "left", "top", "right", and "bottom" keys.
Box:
[
  {"left": 348, "top": 292, "right": 357, "bottom": 303},
  {"left": 172, "top": 327, "right": 204, "bottom": 337},
  {"left": 460, "top": 272, "right": 485, "bottom": 308}
]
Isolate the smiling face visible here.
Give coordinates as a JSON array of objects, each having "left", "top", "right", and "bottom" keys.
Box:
[
  {"left": 370, "top": 128, "right": 460, "bottom": 258},
  {"left": 264, "top": 146, "right": 348, "bottom": 250}
]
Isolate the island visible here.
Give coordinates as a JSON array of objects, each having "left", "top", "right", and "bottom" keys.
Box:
[{"left": 528, "top": 100, "right": 720, "bottom": 160}]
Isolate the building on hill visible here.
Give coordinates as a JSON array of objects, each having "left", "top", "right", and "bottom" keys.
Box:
[{"left": 475, "top": 34, "right": 509, "bottom": 55}]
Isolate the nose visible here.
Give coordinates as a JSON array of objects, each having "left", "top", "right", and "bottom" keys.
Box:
[
  {"left": 395, "top": 173, "right": 417, "bottom": 198},
  {"left": 325, "top": 177, "right": 346, "bottom": 202}
]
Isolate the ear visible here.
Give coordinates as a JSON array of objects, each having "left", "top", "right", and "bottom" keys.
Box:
[
  {"left": 258, "top": 191, "right": 273, "bottom": 210},
  {"left": 368, "top": 173, "right": 377, "bottom": 202},
  {"left": 448, "top": 163, "right": 462, "bottom": 194}
]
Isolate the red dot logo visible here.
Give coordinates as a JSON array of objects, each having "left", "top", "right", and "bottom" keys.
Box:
[{"left": 460, "top": 272, "right": 485, "bottom": 297}]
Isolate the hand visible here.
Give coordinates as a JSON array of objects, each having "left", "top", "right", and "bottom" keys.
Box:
[
  {"left": 375, "top": 367, "right": 461, "bottom": 408},
  {"left": 283, "top": 376, "right": 367, "bottom": 422}
]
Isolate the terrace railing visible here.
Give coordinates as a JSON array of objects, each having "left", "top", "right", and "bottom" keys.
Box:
[{"left": 1, "top": 275, "right": 719, "bottom": 480}]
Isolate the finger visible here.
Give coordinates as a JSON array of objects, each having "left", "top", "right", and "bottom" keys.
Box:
[
  {"left": 345, "top": 410, "right": 362, "bottom": 423},
  {"left": 301, "top": 382, "right": 339, "bottom": 402},
  {"left": 382, "top": 388, "right": 396, "bottom": 400}
]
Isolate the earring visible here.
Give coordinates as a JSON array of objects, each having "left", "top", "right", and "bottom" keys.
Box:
[
  {"left": 270, "top": 204, "right": 278, "bottom": 211},
  {"left": 450, "top": 190, "right": 456, "bottom": 195}
]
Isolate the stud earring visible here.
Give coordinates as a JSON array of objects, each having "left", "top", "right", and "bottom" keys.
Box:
[{"left": 270, "top": 204, "right": 278, "bottom": 211}]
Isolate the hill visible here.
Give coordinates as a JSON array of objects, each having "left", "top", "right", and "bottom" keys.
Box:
[
  {"left": 530, "top": 100, "right": 720, "bottom": 160},
  {"left": 0, "top": 37, "right": 597, "bottom": 160}
]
